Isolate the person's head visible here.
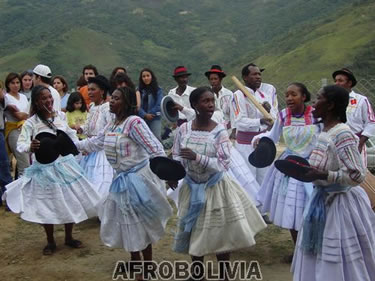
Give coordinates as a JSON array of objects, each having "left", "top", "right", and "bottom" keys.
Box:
[
  {"left": 30, "top": 85, "right": 53, "bottom": 118},
  {"left": 332, "top": 68, "right": 357, "bottom": 91},
  {"left": 66, "top": 91, "right": 87, "bottom": 113},
  {"left": 5, "top": 72, "right": 21, "bottom": 94},
  {"left": 173, "top": 66, "right": 191, "bottom": 87},
  {"left": 114, "top": 72, "right": 135, "bottom": 90},
  {"left": 82, "top": 64, "right": 98, "bottom": 82},
  {"left": 189, "top": 86, "right": 215, "bottom": 119},
  {"left": 205, "top": 65, "right": 226, "bottom": 89},
  {"left": 87, "top": 75, "right": 110, "bottom": 105},
  {"left": 241, "top": 63, "right": 262, "bottom": 90},
  {"left": 110, "top": 87, "right": 137, "bottom": 118},
  {"left": 20, "top": 70, "right": 33, "bottom": 92},
  {"left": 52, "top": 75, "right": 68, "bottom": 94},
  {"left": 111, "top": 67, "right": 127, "bottom": 78},
  {"left": 313, "top": 85, "right": 349, "bottom": 123},
  {"left": 139, "top": 68, "right": 159, "bottom": 96},
  {"left": 76, "top": 75, "right": 87, "bottom": 90},
  {"left": 32, "top": 64, "right": 52, "bottom": 86},
  {"left": 285, "top": 82, "right": 311, "bottom": 112}
]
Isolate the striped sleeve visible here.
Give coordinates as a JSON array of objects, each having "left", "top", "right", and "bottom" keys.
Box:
[
  {"left": 128, "top": 117, "right": 165, "bottom": 157},
  {"left": 361, "top": 96, "right": 375, "bottom": 138},
  {"left": 327, "top": 130, "right": 366, "bottom": 186}
]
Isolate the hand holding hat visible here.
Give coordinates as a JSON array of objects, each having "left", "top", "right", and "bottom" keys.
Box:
[
  {"left": 150, "top": 156, "right": 186, "bottom": 181},
  {"left": 161, "top": 96, "right": 179, "bottom": 123},
  {"left": 274, "top": 155, "right": 327, "bottom": 182},
  {"left": 248, "top": 137, "right": 276, "bottom": 168}
]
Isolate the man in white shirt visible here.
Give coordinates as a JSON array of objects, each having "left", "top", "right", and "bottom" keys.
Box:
[
  {"left": 205, "top": 65, "right": 235, "bottom": 136},
  {"left": 232, "top": 63, "right": 278, "bottom": 185},
  {"left": 32, "top": 64, "right": 61, "bottom": 112},
  {"left": 333, "top": 67, "right": 375, "bottom": 166},
  {"left": 167, "top": 66, "right": 195, "bottom": 126}
]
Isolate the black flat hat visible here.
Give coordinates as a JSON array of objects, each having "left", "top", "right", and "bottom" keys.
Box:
[
  {"left": 332, "top": 68, "right": 357, "bottom": 87},
  {"left": 35, "top": 132, "right": 60, "bottom": 164},
  {"left": 274, "top": 155, "right": 311, "bottom": 182},
  {"left": 248, "top": 137, "right": 276, "bottom": 168},
  {"left": 56, "top": 130, "right": 79, "bottom": 156},
  {"left": 150, "top": 156, "right": 186, "bottom": 181},
  {"left": 172, "top": 66, "right": 191, "bottom": 78},
  {"left": 205, "top": 65, "right": 226, "bottom": 78},
  {"left": 161, "top": 96, "right": 179, "bottom": 123}
]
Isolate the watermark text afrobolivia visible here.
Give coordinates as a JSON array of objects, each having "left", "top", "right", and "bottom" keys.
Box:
[{"left": 113, "top": 260, "right": 262, "bottom": 280}]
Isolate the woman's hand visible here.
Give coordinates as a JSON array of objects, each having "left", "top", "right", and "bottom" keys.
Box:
[
  {"left": 30, "top": 139, "right": 40, "bottom": 152},
  {"left": 180, "top": 148, "right": 196, "bottom": 160},
  {"left": 252, "top": 138, "right": 260, "bottom": 148},
  {"left": 167, "top": 180, "right": 178, "bottom": 190},
  {"left": 173, "top": 102, "right": 184, "bottom": 112},
  {"left": 13, "top": 112, "right": 28, "bottom": 121},
  {"left": 303, "top": 167, "right": 328, "bottom": 182},
  {"left": 144, "top": 114, "right": 155, "bottom": 121},
  {"left": 262, "top": 101, "right": 271, "bottom": 113}
]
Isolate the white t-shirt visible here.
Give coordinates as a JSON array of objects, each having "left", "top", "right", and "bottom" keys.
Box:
[
  {"left": 4, "top": 93, "right": 29, "bottom": 122},
  {"left": 167, "top": 85, "right": 195, "bottom": 119},
  {"left": 48, "top": 86, "right": 62, "bottom": 112}
]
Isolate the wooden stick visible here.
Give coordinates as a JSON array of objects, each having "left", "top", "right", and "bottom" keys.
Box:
[{"left": 231, "top": 76, "right": 274, "bottom": 124}]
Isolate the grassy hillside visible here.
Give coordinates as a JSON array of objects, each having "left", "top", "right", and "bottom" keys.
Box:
[{"left": 0, "top": 0, "right": 373, "bottom": 95}]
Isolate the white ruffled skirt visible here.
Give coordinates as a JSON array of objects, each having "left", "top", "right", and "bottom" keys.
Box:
[
  {"left": 257, "top": 152, "right": 312, "bottom": 231},
  {"left": 292, "top": 186, "right": 375, "bottom": 281},
  {"left": 4, "top": 155, "right": 100, "bottom": 224},
  {"left": 99, "top": 164, "right": 173, "bottom": 252},
  {"left": 80, "top": 150, "right": 114, "bottom": 198},
  {"left": 174, "top": 174, "right": 266, "bottom": 256}
]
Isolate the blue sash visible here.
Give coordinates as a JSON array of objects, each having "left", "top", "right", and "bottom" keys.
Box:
[
  {"left": 301, "top": 183, "right": 351, "bottom": 255},
  {"left": 109, "top": 159, "right": 157, "bottom": 218},
  {"left": 174, "top": 172, "right": 223, "bottom": 253}
]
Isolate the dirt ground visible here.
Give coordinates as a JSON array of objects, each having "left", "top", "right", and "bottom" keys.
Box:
[{"left": 0, "top": 200, "right": 294, "bottom": 281}]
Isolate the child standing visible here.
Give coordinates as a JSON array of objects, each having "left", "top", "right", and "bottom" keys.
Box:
[{"left": 66, "top": 92, "right": 88, "bottom": 139}]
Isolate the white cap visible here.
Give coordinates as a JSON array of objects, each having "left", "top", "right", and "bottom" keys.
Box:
[{"left": 33, "top": 64, "right": 52, "bottom": 78}]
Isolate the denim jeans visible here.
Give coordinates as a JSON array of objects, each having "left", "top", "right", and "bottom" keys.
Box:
[
  {"left": 0, "top": 130, "right": 13, "bottom": 198},
  {"left": 147, "top": 119, "right": 161, "bottom": 141}
]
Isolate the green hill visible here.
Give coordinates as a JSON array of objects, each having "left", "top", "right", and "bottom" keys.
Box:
[{"left": 0, "top": 0, "right": 374, "bottom": 98}]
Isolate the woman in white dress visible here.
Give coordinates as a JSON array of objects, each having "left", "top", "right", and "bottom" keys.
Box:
[
  {"left": 292, "top": 85, "right": 375, "bottom": 281},
  {"left": 76, "top": 87, "right": 172, "bottom": 274},
  {"left": 169, "top": 87, "right": 266, "bottom": 281},
  {"left": 253, "top": 83, "right": 320, "bottom": 249},
  {"left": 78, "top": 75, "right": 114, "bottom": 198},
  {"left": 4, "top": 85, "right": 100, "bottom": 255}
]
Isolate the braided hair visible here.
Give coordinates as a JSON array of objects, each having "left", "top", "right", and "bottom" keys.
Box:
[
  {"left": 189, "top": 86, "right": 213, "bottom": 110},
  {"left": 321, "top": 85, "right": 349, "bottom": 123},
  {"left": 30, "top": 85, "right": 57, "bottom": 131}
]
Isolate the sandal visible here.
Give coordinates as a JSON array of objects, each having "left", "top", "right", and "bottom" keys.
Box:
[
  {"left": 64, "top": 239, "right": 83, "bottom": 248},
  {"left": 43, "top": 243, "right": 57, "bottom": 255}
]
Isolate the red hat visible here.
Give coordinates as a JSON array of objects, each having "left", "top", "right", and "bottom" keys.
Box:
[
  {"left": 205, "top": 65, "right": 226, "bottom": 78},
  {"left": 173, "top": 66, "right": 191, "bottom": 78}
]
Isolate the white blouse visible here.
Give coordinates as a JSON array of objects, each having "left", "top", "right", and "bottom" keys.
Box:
[
  {"left": 172, "top": 121, "right": 231, "bottom": 183},
  {"left": 76, "top": 116, "right": 165, "bottom": 172},
  {"left": 310, "top": 123, "right": 366, "bottom": 187},
  {"left": 83, "top": 102, "right": 114, "bottom": 137},
  {"left": 17, "top": 111, "right": 78, "bottom": 153}
]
